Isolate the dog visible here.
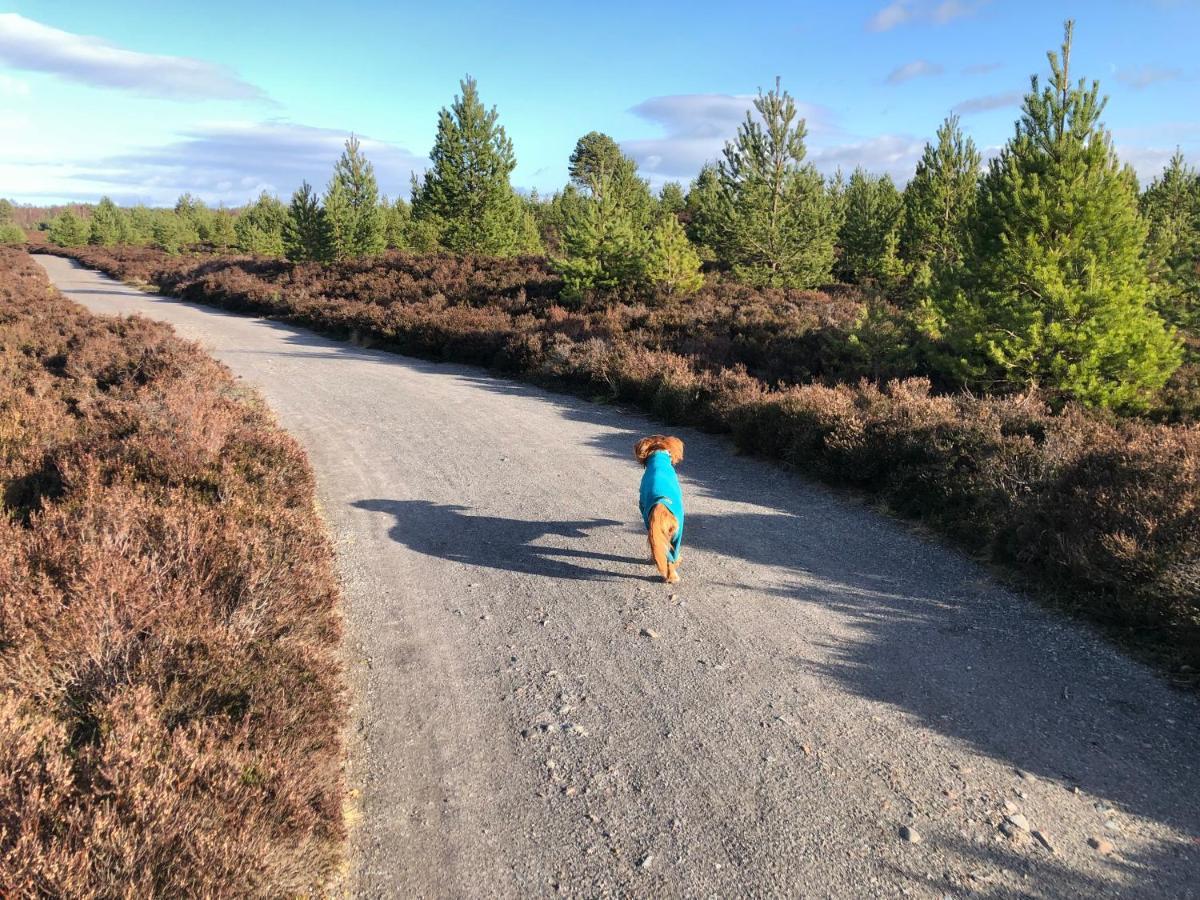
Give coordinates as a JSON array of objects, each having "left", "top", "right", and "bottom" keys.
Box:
[{"left": 634, "top": 435, "right": 685, "bottom": 584}]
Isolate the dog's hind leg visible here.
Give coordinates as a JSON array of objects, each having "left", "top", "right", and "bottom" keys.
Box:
[{"left": 648, "top": 504, "right": 680, "bottom": 583}]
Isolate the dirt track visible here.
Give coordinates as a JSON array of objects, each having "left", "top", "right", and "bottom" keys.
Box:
[{"left": 37, "top": 254, "right": 1200, "bottom": 898}]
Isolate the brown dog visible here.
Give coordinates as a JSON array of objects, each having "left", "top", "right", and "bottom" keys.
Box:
[{"left": 634, "top": 435, "right": 685, "bottom": 583}]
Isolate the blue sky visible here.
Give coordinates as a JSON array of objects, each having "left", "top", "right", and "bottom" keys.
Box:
[{"left": 1, "top": 0, "right": 1197, "bottom": 206}]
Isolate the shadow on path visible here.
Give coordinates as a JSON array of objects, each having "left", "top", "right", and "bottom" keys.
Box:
[{"left": 354, "top": 498, "right": 650, "bottom": 582}]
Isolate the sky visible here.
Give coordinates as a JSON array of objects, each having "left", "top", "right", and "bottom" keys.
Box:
[{"left": 0, "top": 0, "right": 1197, "bottom": 207}]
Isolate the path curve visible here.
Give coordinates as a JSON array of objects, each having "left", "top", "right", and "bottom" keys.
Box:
[{"left": 37, "top": 255, "right": 1200, "bottom": 898}]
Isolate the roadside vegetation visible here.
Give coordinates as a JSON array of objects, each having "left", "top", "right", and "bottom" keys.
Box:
[
  {"left": 15, "top": 21, "right": 1200, "bottom": 668},
  {"left": 0, "top": 248, "right": 345, "bottom": 895}
]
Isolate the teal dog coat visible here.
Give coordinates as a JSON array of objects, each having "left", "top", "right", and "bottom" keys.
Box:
[{"left": 639, "top": 449, "right": 684, "bottom": 563}]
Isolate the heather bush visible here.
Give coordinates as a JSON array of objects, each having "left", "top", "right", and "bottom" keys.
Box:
[
  {"left": 35, "top": 243, "right": 1200, "bottom": 667},
  {"left": 0, "top": 249, "right": 345, "bottom": 895}
]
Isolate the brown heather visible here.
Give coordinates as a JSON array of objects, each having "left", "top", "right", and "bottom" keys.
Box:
[
  {"left": 38, "top": 245, "right": 1200, "bottom": 668},
  {"left": 0, "top": 249, "right": 345, "bottom": 896}
]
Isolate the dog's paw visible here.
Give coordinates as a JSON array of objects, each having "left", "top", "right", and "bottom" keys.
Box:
[{"left": 666, "top": 572, "right": 681, "bottom": 584}]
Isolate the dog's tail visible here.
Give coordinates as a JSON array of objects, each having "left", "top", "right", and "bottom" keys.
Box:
[{"left": 648, "top": 503, "right": 678, "bottom": 581}]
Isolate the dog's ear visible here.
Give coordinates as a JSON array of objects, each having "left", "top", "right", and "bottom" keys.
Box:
[
  {"left": 633, "top": 436, "right": 659, "bottom": 464},
  {"left": 664, "top": 436, "right": 684, "bottom": 466}
]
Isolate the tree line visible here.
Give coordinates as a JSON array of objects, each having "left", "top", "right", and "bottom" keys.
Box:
[{"left": 40, "top": 21, "right": 1200, "bottom": 410}]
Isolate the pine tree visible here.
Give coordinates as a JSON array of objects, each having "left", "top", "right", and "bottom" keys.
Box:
[
  {"left": 900, "top": 114, "right": 981, "bottom": 290},
  {"left": 151, "top": 214, "right": 184, "bottom": 254},
  {"left": 209, "top": 211, "right": 237, "bottom": 252},
  {"left": 48, "top": 210, "right": 88, "bottom": 247},
  {"left": 645, "top": 213, "right": 704, "bottom": 296},
  {"left": 658, "top": 181, "right": 686, "bottom": 219},
  {"left": 234, "top": 192, "right": 287, "bottom": 256},
  {"left": 555, "top": 133, "right": 653, "bottom": 293},
  {"left": 411, "top": 76, "right": 539, "bottom": 256},
  {"left": 684, "top": 164, "right": 727, "bottom": 261},
  {"left": 0, "top": 199, "right": 12, "bottom": 222},
  {"left": 932, "top": 21, "right": 1180, "bottom": 409},
  {"left": 88, "top": 197, "right": 128, "bottom": 246},
  {"left": 716, "top": 77, "right": 839, "bottom": 288},
  {"left": 380, "top": 196, "right": 411, "bottom": 250},
  {"left": 1141, "top": 150, "right": 1200, "bottom": 329},
  {"left": 323, "top": 136, "right": 386, "bottom": 259},
  {"left": 0, "top": 222, "right": 24, "bottom": 245},
  {"left": 284, "top": 181, "right": 332, "bottom": 262},
  {"left": 173, "top": 193, "right": 204, "bottom": 247},
  {"left": 568, "top": 131, "right": 653, "bottom": 226},
  {"left": 837, "top": 168, "right": 905, "bottom": 285}
]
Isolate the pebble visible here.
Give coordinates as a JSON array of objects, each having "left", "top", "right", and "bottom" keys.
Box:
[
  {"left": 1089, "top": 837, "right": 1115, "bottom": 855},
  {"left": 899, "top": 825, "right": 922, "bottom": 843},
  {"left": 1004, "top": 813, "right": 1031, "bottom": 833},
  {"left": 640, "top": 628, "right": 659, "bottom": 639},
  {"left": 1032, "top": 831, "right": 1055, "bottom": 854},
  {"left": 639, "top": 853, "right": 654, "bottom": 870}
]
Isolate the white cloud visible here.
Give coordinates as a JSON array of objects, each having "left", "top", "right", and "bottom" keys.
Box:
[
  {"left": 0, "top": 13, "right": 267, "bottom": 101},
  {"left": 886, "top": 60, "right": 943, "bottom": 84},
  {"left": 3, "top": 120, "right": 426, "bottom": 206},
  {"left": 1116, "top": 66, "right": 1184, "bottom": 90},
  {"left": 952, "top": 90, "right": 1022, "bottom": 115},
  {"left": 0, "top": 73, "right": 30, "bottom": 97},
  {"left": 621, "top": 92, "right": 834, "bottom": 182},
  {"left": 809, "top": 134, "right": 927, "bottom": 182},
  {"left": 867, "top": 0, "right": 987, "bottom": 31}
]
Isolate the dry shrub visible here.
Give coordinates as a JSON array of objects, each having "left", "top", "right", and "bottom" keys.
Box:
[
  {"left": 36, "top": 245, "right": 1200, "bottom": 667},
  {"left": 0, "top": 248, "right": 344, "bottom": 896}
]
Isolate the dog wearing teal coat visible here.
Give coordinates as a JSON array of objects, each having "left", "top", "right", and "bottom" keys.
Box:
[{"left": 634, "top": 435, "right": 685, "bottom": 583}]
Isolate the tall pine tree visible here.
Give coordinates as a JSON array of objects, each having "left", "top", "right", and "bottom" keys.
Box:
[
  {"left": 932, "top": 21, "right": 1179, "bottom": 409},
  {"left": 837, "top": 168, "right": 904, "bottom": 285},
  {"left": 285, "top": 181, "right": 332, "bottom": 262},
  {"left": 412, "top": 76, "right": 540, "bottom": 256},
  {"left": 88, "top": 197, "right": 128, "bottom": 246},
  {"left": 900, "top": 114, "right": 980, "bottom": 290},
  {"left": 1141, "top": 150, "right": 1200, "bottom": 329},
  {"left": 323, "top": 136, "right": 385, "bottom": 259},
  {"left": 716, "top": 77, "right": 839, "bottom": 288}
]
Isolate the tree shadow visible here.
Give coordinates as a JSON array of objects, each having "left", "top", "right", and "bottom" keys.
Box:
[{"left": 353, "top": 498, "right": 651, "bottom": 582}]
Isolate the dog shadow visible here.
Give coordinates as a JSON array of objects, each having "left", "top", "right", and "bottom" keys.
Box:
[{"left": 353, "top": 498, "right": 652, "bottom": 582}]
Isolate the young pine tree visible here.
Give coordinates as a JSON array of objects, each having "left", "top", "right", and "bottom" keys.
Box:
[
  {"left": 716, "top": 77, "right": 839, "bottom": 288},
  {"left": 658, "top": 181, "right": 686, "bottom": 219},
  {"left": 900, "top": 114, "right": 981, "bottom": 290},
  {"left": 323, "top": 136, "right": 386, "bottom": 259},
  {"left": 380, "top": 196, "right": 412, "bottom": 250},
  {"left": 234, "top": 192, "right": 287, "bottom": 257},
  {"left": 284, "top": 181, "right": 332, "bottom": 262},
  {"left": 88, "top": 197, "right": 128, "bottom": 246},
  {"left": 837, "top": 168, "right": 905, "bottom": 285},
  {"left": 208, "top": 211, "right": 237, "bottom": 252},
  {"left": 1140, "top": 150, "right": 1200, "bottom": 329},
  {"left": 645, "top": 213, "right": 704, "bottom": 297},
  {"left": 555, "top": 133, "right": 653, "bottom": 294},
  {"left": 412, "top": 76, "right": 540, "bottom": 256},
  {"left": 48, "top": 210, "right": 88, "bottom": 247},
  {"left": 684, "top": 164, "right": 726, "bottom": 261},
  {"left": 932, "top": 21, "right": 1180, "bottom": 409}
]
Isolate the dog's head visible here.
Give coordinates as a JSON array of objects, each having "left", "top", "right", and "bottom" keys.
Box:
[{"left": 634, "top": 435, "right": 684, "bottom": 467}]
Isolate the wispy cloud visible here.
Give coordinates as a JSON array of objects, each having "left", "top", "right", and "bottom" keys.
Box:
[
  {"left": 0, "top": 73, "right": 30, "bottom": 97},
  {"left": 867, "top": 0, "right": 987, "bottom": 32},
  {"left": 5, "top": 121, "right": 426, "bottom": 206},
  {"left": 1116, "top": 66, "right": 1184, "bottom": 90},
  {"left": 0, "top": 13, "right": 267, "bottom": 102},
  {"left": 809, "top": 134, "right": 926, "bottom": 182},
  {"left": 952, "top": 90, "right": 1022, "bottom": 115},
  {"left": 622, "top": 93, "right": 834, "bottom": 181},
  {"left": 886, "top": 60, "right": 943, "bottom": 84}
]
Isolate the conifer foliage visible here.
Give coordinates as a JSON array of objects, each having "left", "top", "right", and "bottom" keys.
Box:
[
  {"left": 285, "top": 181, "right": 332, "bottom": 263},
  {"left": 900, "top": 114, "right": 980, "bottom": 290},
  {"left": 837, "top": 168, "right": 904, "bottom": 285},
  {"left": 932, "top": 21, "right": 1180, "bottom": 409},
  {"left": 1141, "top": 150, "right": 1200, "bottom": 329},
  {"left": 323, "top": 136, "right": 385, "bottom": 260},
  {"left": 412, "top": 76, "right": 540, "bottom": 256},
  {"left": 715, "top": 78, "right": 839, "bottom": 288}
]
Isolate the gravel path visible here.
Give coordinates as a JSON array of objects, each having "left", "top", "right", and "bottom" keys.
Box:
[{"left": 37, "top": 254, "right": 1200, "bottom": 898}]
